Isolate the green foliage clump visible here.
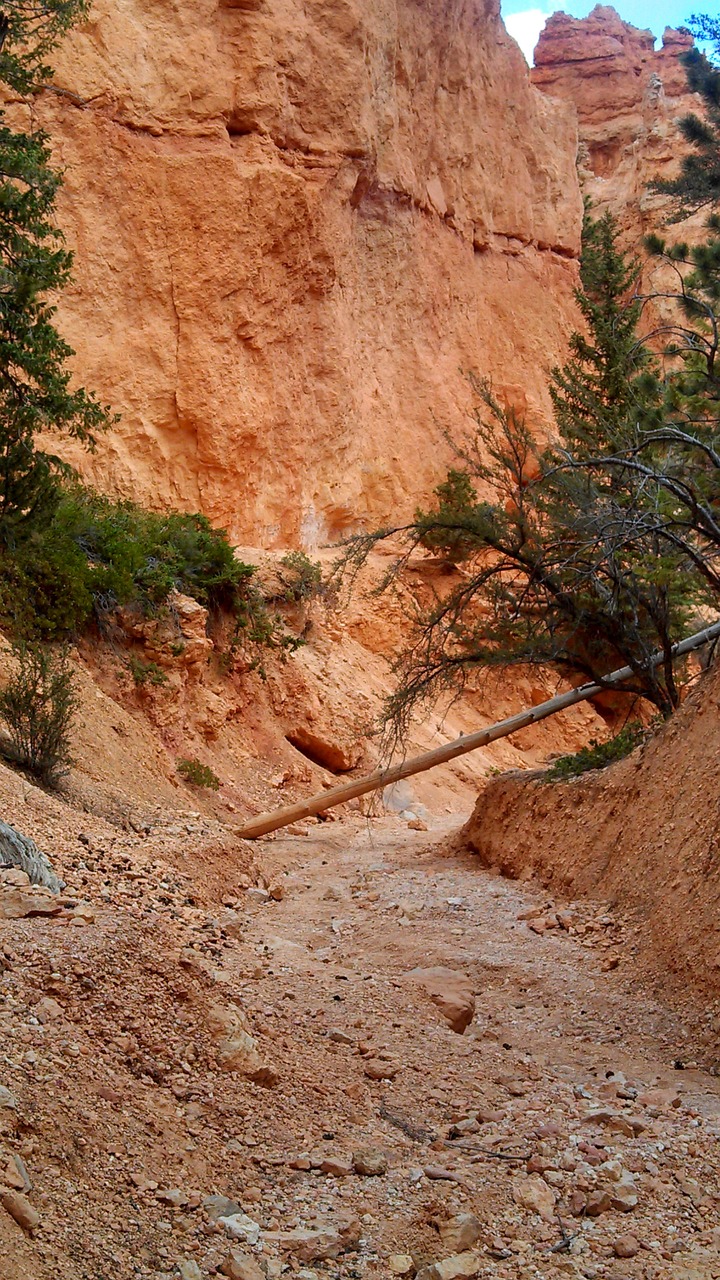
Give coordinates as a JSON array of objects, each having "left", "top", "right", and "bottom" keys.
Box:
[
  {"left": 0, "top": 532, "right": 93, "bottom": 639},
  {"left": 550, "top": 210, "right": 664, "bottom": 449},
  {"left": 544, "top": 723, "right": 649, "bottom": 782},
  {"left": 0, "top": 484, "right": 269, "bottom": 642},
  {"left": 418, "top": 470, "right": 480, "bottom": 563},
  {"left": 128, "top": 657, "right": 168, "bottom": 687},
  {"left": 53, "top": 487, "right": 255, "bottom": 615},
  {"left": 228, "top": 578, "right": 306, "bottom": 671},
  {"left": 0, "top": 642, "right": 76, "bottom": 788},
  {"left": 177, "top": 757, "right": 221, "bottom": 790},
  {"left": 276, "top": 551, "right": 324, "bottom": 603}
]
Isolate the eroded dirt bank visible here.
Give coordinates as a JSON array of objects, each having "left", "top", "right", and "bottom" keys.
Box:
[
  {"left": 1, "top": 772, "right": 719, "bottom": 1279},
  {"left": 458, "top": 662, "right": 720, "bottom": 1009}
]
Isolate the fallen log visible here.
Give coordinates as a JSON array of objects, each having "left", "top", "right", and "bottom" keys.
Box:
[
  {"left": 236, "top": 620, "right": 720, "bottom": 839},
  {"left": 0, "top": 820, "right": 62, "bottom": 892}
]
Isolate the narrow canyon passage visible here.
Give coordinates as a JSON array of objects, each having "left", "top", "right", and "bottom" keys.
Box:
[
  {"left": 2, "top": 813, "right": 719, "bottom": 1279},
  {"left": 0, "top": 1, "right": 718, "bottom": 1277}
]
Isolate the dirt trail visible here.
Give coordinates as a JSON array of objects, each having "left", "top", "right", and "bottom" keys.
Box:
[{"left": 1, "top": 811, "right": 719, "bottom": 1279}]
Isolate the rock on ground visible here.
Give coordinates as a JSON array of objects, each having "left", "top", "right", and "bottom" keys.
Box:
[{"left": 406, "top": 967, "right": 476, "bottom": 1033}]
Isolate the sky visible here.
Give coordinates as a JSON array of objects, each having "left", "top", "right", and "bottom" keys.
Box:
[{"left": 501, "top": 0, "right": 711, "bottom": 65}]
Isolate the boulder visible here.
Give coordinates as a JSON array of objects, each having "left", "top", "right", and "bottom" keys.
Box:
[
  {"left": 512, "top": 1174, "right": 556, "bottom": 1222},
  {"left": 0, "top": 884, "right": 65, "bottom": 920},
  {"left": 221, "top": 1254, "right": 265, "bottom": 1280},
  {"left": 217, "top": 1212, "right": 261, "bottom": 1245},
  {"left": 406, "top": 967, "right": 475, "bottom": 1034},
  {"left": 388, "top": 1257, "right": 415, "bottom": 1276},
  {"left": 439, "top": 1214, "right": 482, "bottom": 1253},
  {"left": 352, "top": 1148, "right": 388, "bottom": 1177},
  {"left": 208, "top": 1004, "right": 279, "bottom": 1086},
  {"left": 0, "top": 820, "right": 62, "bottom": 892},
  {"left": 204, "top": 1194, "right": 242, "bottom": 1222},
  {"left": 416, "top": 1254, "right": 481, "bottom": 1280},
  {"left": 1, "top": 1190, "right": 40, "bottom": 1232},
  {"left": 264, "top": 1212, "right": 360, "bottom": 1262}
]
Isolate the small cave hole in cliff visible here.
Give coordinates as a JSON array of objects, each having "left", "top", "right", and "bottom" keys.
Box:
[{"left": 285, "top": 730, "right": 354, "bottom": 775}]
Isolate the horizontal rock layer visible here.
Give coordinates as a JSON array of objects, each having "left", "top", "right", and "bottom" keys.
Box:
[{"left": 35, "top": 0, "right": 581, "bottom": 544}]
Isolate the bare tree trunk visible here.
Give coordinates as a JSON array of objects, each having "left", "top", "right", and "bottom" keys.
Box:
[
  {"left": 236, "top": 621, "right": 720, "bottom": 839},
  {"left": 0, "top": 821, "right": 62, "bottom": 891}
]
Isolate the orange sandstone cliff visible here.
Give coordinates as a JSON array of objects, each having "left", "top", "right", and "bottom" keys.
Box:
[
  {"left": 20, "top": 1, "right": 707, "bottom": 816},
  {"left": 4, "top": 4, "right": 709, "bottom": 824},
  {"left": 532, "top": 5, "right": 704, "bottom": 247},
  {"left": 31, "top": 0, "right": 582, "bottom": 547}
]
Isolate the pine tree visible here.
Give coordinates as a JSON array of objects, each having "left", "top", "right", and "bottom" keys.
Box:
[
  {"left": 342, "top": 214, "right": 701, "bottom": 735},
  {"left": 550, "top": 209, "right": 664, "bottom": 454},
  {"left": 0, "top": 1, "right": 110, "bottom": 548}
]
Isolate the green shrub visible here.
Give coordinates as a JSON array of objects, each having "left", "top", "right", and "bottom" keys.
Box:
[
  {"left": 229, "top": 578, "right": 306, "bottom": 674},
  {"left": 0, "top": 482, "right": 265, "bottom": 640},
  {"left": 0, "top": 535, "right": 94, "bottom": 640},
  {"left": 53, "top": 486, "right": 255, "bottom": 614},
  {"left": 177, "top": 757, "right": 221, "bottom": 790},
  {"left": 0, "top": 643, "right": 76, "bottom": 788},
  {"left": 0, "top": 483, "right": 310, "bottom": 674},
  {"left": 128, "top": 657, "right": 168, "bottom": 687},
  {"left": 276, "top": 551, "right": 324, "bottom": 603},
  {"left": 544, "top": 722, "right": 648, "bottom": 782}
]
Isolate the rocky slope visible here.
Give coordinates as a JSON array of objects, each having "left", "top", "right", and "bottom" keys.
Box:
[
  {"left": 1, "top": 782, "right": 719, "bottom": 1279},
  {"left": 0, "top": 546, "right": 608, "bottom": 837},
  {"left": 29, "top": 0, "right": 582, "bottom": 547}
]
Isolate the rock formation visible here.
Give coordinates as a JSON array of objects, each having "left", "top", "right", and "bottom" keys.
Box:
[
  {"left": 32, "top": 0, "right": 581, "bottom": 546},
  {"left": 532, "top": 5, "right": 705, "bottom": 249}
]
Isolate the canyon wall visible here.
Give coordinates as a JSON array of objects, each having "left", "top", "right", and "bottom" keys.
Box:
[{"left": 32, "top": 0, "right": 581, "bottom": 547}]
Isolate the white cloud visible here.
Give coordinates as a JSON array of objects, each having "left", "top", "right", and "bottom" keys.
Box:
[{"left": 504, "top": 8, "right": 550, "bottom": 65}]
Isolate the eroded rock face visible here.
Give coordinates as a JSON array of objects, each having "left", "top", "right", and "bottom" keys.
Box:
[
  {"left": 532, "top": 6, "right": 710, "bottom": 359},
  {"left": 532, "top": 6, "right": 704, "bottom": 246},
  {"left": 36, "top": 0, "right": 581, "bottom": 545}
]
